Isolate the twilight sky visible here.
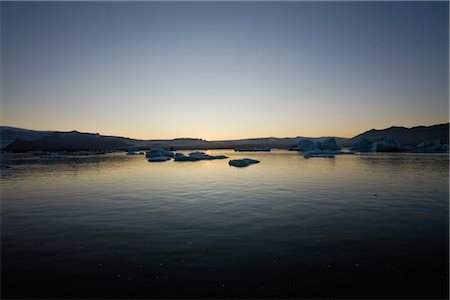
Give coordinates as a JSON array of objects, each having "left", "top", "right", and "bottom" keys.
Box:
[{"left": 1, "top": 1, "right": 448, "bottom": 140}]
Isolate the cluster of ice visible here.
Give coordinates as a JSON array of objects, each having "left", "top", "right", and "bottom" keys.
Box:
[
  {"left": 351, "top": 137, "right": 449, "bottom": 153},
  {"left": 295, "top": 138, "right": 353, "bottom": 158},
  {"left": 146, "top": 148, "right": 175, "bottom": 162},
  {"left": 372, "top": 138, "right": 403, "bottom": 152},
  {"left": 413, "top": 138, "right": 449, "bottom": 153},
  {"left": 146, "top": 148, "right": 175, "bottom": 158},
  {"left": 350, "top": 138, "right": 373, "bottom": 152},
  {"left": 144, "top": 149, "right": 229, "bottom": 163},
  {"left": 295, "top": 137, "right": 341, "bottom": 151},
  {"left": 351, "top": 138, "right": 403, "bottom": 152},
  {"left": 296, "top": 139, "right": 317, "bottom": 151},
  {"left": 316, "top": 138, "right": 341, "bottom": 151},
  {"left": 228, "top": 158, "right": 260, "bottom": 167},
  {"left": 174, "top": 151, "right": 228, "bottom": 161}
]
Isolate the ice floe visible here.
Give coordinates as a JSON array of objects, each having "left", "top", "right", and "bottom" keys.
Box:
[
  {"left": 146, "top": 148, "right": 174, "bottom": 158},
  {"left": 145, "top": 148, "right": 174, "bottom": 162},
  {"left": 174, "top": 151, "right": 228, "bottom": 161},
  {"left": 228, "top": 158, "right": 260, "bottom": 167}
]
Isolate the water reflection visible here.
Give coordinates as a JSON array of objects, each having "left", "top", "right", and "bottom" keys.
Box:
[{"left": 1, "top": 151, "right": 448, "bottom": 298}]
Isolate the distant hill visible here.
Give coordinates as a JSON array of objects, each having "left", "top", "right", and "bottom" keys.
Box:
[
  {"left": 351, "top": 123, "right": 449, "bottom": 146},
  {"left": 4, "top": 131, "right": 133, "bottom": 151},
  {"left": 0, "top": 126, "right": 54, "bottom": 148},
  {"left": 2, "top": 123, "right": 447, "bottom": 152},
  {"left": 0, "top": 126, "right": 352, "bottom": 151}
]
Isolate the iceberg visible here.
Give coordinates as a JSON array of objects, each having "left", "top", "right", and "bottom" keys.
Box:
[
  {"left": 413, "top": 137, "right": 449, "bottom": 153},
  {"left": 296, "top": 139, "right": 318, "bottom": 151},
  {"left": 174, "top": 151, "right": 228, "bottom": 161},
  {"left": 351, "top": 138, "right": 374, "bottom": 152},
  {"left": 352, "top": 137, "right": 449, "bottom": 153},
  {"left": 317, "top": 137, "right": 341, "bottom": 151},
  {"left": 372, "top": 138, "right": 403, "bottom": 152},
  {"left": 293, "top": 137, "right": 341, "bottom": 151},
  {"left": 228, "top": 158, "right": 260, "bottom": 167},
  {"left": 174, "top": 153, "right": 194, "bottom": 161},
  {"left": 146, "top": 148, "right": 174, "bottom": 158}
]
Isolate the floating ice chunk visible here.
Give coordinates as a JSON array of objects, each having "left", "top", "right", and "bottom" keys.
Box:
[
  {"left": 174, "top": 152, "right": 228, "bottom": 161},
  {"left": 228, "top": 158, "right": 260, "bottom": 167},
  {"left": 174, "top": 153, "right": 203, "bottom": 161},
  {"left": 146, "top": 148, "right": 174, "bottom": 158},
  {"left": 189, "top": 151, "right": 210, "bottom": 160},
  {"left": 211, "top": 155, "right": 228, "bottom": 159}
]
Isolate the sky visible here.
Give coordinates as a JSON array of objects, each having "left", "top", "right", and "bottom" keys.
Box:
[{"left": 1, "top": 1, "right": 448, "bottom": 140}]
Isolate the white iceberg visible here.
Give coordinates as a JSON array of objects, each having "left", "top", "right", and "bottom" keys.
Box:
[{"left": 228, "top": 158, "right": 260, "bottom": 167}]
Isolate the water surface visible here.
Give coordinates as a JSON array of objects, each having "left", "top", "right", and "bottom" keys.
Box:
[{"left": 1, "top": 150, "right": 448, "bottom": 298}]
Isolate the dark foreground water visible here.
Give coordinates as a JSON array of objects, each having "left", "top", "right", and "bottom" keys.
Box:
[{"left": 1, "top": 150, "right": 449, "bottom": 299}]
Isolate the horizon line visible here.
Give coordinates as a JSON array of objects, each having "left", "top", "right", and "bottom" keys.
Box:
[{"left": 1, "top": 122, "right": 448, "bottom": 142}]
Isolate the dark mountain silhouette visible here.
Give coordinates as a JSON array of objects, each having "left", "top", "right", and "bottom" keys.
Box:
[
  {"left": 0, "top": 126, "right": 352, "bottom": 151},
  {"left": 0, "top": 126, "right": 53, "bottom": 148},
  {"left": 5, "top": 131, "right": 131, "bottom": 151},
  {"left": 1, "top": 123, "right": 448, "bottom": 152},
  {"left": 351, "top": 123, "right": 449, "bottom": 146}
]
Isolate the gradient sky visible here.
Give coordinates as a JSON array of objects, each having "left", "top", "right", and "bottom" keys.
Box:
[{"left": 1, "top": 1, "right": 448, "bottom": 140}]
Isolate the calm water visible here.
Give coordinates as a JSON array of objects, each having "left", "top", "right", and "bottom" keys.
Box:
[{"left": 1, "top": 150, "right": 449, "bottom": 298}]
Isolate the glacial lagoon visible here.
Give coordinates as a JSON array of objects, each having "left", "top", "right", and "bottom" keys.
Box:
[{"left": 1, "top": 150, "right": 448, "bottom": 298}]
